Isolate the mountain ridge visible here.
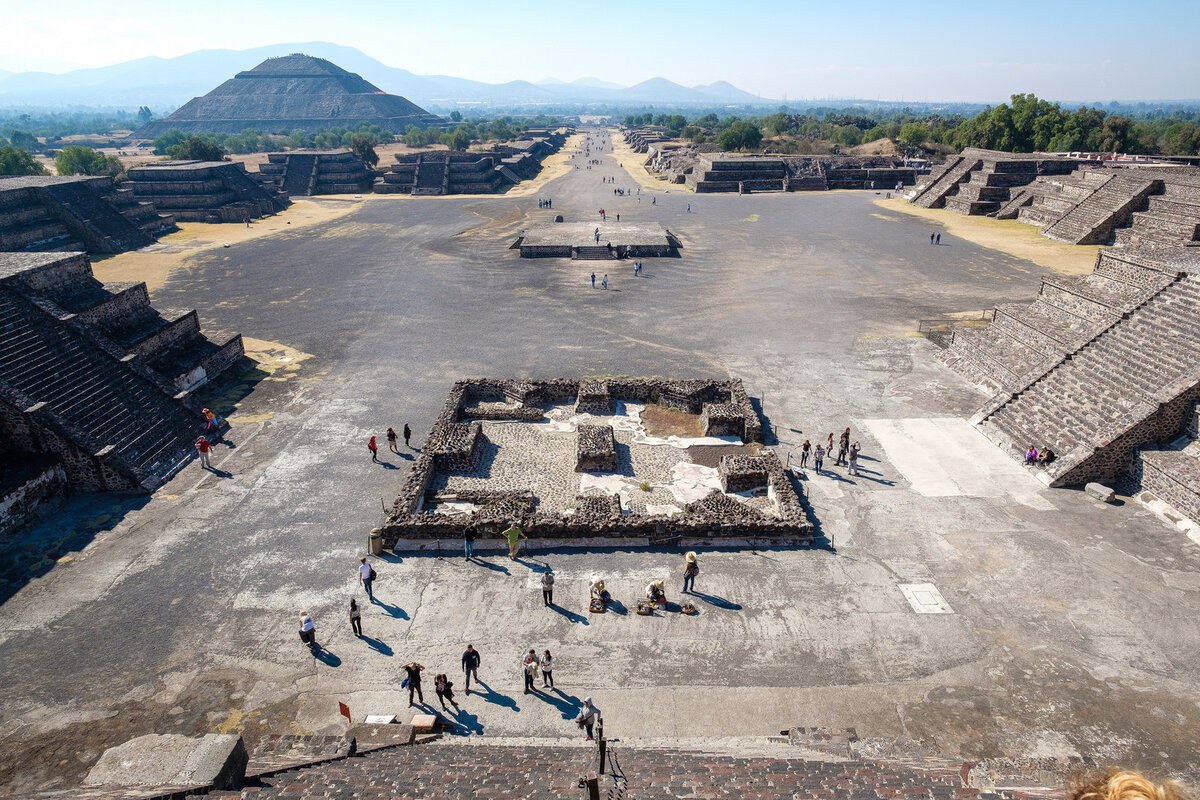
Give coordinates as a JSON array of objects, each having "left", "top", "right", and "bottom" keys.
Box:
[{"left": 0, "top": 42, "right": 772, "bottom": 110}]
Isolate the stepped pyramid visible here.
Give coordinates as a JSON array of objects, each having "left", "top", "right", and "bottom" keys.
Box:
[
  {"left": 940, "top": 247, "right": 1200, "bottom": 497},
  {"left": 133, "top": 54, "right": 443, "bottom": 137},
  {"left": 0, "top": 252, "right": 245, "bottom": 492}
]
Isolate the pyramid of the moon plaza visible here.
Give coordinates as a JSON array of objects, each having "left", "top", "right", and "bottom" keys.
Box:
[{"left": 134, "top": 54, "right": 443, "bottom": 137}]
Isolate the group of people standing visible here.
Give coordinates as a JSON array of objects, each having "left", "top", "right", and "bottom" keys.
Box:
[
  {"left": 797, "top": 428, "right": 862, "bottom": 476},
  {"left": 368, "top": 424, "right": 413, "bottom": 462}
]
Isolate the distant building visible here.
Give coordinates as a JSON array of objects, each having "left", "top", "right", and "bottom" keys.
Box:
[{"left": 133, "top": 53, "right": 442, "bottom": 138}]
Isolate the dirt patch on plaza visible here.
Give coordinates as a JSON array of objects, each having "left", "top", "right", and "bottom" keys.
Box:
[
  {"left": 91, "top": 197, "right": 365, "bottom": 293},
  {"left": 502, "top": 133, "right": 586, "bottom": 198},
  {"left": 639, "top": 403, "right": 702, "bottom": 438},
  {"left": 873, "top": 197, "right": 1101, "bottom": 275},
  {"left": 610, "top": 135, "right": 678, "bottom": 193},
  {"left": 686, "top": 442, "right": 763, "bottom": 468}
]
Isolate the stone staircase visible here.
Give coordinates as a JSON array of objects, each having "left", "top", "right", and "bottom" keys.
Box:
[
  {"left": 413, "top": 155, "right": 450, "bottom": 196},
  {"left": 280, "top": 153, "right": 318, "bottom": 197},
  {"left": 974, "top": 263, "right": 1200, "bottom": 487},
  {"left": 1015, "top": 169, "right": 1113, "bottom": 228},
  {"left": 0, "top": 284, "right": 203, "bottom": 489},
  {"left": 1043, "top": 173, "right": 1163, "bottom": 245},
  {"left": 1115, "top": 180, "right": 1200, "bottom": 249},
  {"left": 910, "top": 154, "right": 981, "bottom": 208},
  {"left": 573, "top": 246, "right": 614, "bottom": 260},
  {"left": 1131, "top": 403, "right": 1200, "bottom": 526},
  {"left": 942, "top": 249, "right": 1175, "bottom": 395},
  {"left": 40, "top": 180, "right": 154, "bottom": 253}
]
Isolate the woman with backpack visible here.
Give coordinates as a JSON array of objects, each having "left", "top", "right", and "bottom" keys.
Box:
[{"left": 683, "top": 552, "right": 699, "bottom": 594}]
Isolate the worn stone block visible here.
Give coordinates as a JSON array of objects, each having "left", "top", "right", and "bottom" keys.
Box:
[
  {"left": 700, "top": 402, "right": 743, "bottom": 438},
  {"left": 718, "top": 454, "right": 769, "bottom": 493},
  {"left": 84, "top": 733, "right": 247, "bottom": 790},
  {"left": 1085, "top": 482, "right": 1115, "bottom": 502},
  {"left": 575, "top": 424, "right": 617, "bottom": 472}
]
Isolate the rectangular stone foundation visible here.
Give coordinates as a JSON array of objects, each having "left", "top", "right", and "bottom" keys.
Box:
[
  {"left": 701, "top": 402, "right": 744, "bottom": 438},
  {"left": 574, "top": 380, "right": 613, "bottom": 415},
  {"left": 575, "top": 425, "right": 617, "bottom": 472},
  {"left": 381, "top": 378, "right": 810, "bottom": 547}
]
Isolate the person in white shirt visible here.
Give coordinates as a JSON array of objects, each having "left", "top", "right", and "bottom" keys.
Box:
[
  {"left": 522, "top": 649, "right": 540, "bottom": 694},
  {"left": 358, "top": 557, "right": 374, "bottom": 602}
]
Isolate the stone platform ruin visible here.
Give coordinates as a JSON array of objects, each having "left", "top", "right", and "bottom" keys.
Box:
[
  {"left": 514, "top": 223, "right": 681, "bottom": 259},
  {"left": 377, "top": 132, "right": 568, "bottom": 196},
  {"left": 0, "top": 175, "right": 174, "bottom": 254},
  {"left": 939, "top": 246, "right": 1200, "bottom": 522},
  {"left": 380, "top": 378, "right": 811, "bottom": 548},
  {"left": 124, "top": 160, "right": 289, "bottom": 223},
  {"left": 0, "top": 251, "right": 244, "bottom": 500},
  {"left": 257, "top": 149, "right": 373, "bottom": 196}
]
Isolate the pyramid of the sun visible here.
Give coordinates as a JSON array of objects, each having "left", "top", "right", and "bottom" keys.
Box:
[{"left": 134, "top": 54, "right": 443, "bottom": 138}]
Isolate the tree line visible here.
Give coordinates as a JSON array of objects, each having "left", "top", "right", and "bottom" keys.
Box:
[{"left": 625, "top": 95, "right": 1200, "bottom": 156}]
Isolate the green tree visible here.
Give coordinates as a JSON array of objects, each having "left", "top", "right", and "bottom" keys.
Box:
[
  {"left": 9, "top": 130, "right": 38, "bottom": 151},
  {"left": 55, "top": 145, "right": 122, "bottom": 177},
  {"left": 898, "top": 122, "right": 928, "bottom": 148},
  {"left": 0, "top": 144, "right": 48, "bottom": 175},
  {"left": 137, "top": 106, "right": 154, "bottom": 124},
  {"left": 448, "top": 110, "right": 462, "bottom": 122},
  {"left": 165, "top": 136, "right": 225, "bottom": 161},
  {"left": 349, "top": 134, "right": 379, "bottom": 167},
  {"left": 1095, "top": 116, "right": 1131, "bottom": 152},
  {"left": 152, "top": 129, "right": 187, "bottom": 155},
  {"left": 444, "top": 127, "right": 472, "bottom": 152},
  {"left": 717, "top": 120, "right": 763, "bottom": 151}
]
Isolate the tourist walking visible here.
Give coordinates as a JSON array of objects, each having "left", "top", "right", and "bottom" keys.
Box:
[
  {"left": 576, "top": 698, "right": 601, "bottom": 740},
  {"left": 936, "top": 233, "right": 941, "bottom": 245},
  {"left": 386, "top": 427, "right": 399, "bottom": 454},
  {"left": 463, "top": 523, "right": 476, "bottom": 559},
  {"left": 930, "top": 232, "right": 935, "bottom": 245},
  {"left": 683, "top": 551, "right": 699, "bottom": 593},
  {"left": 541, "top": 650, "right": 554, "bottom": 688},
  {"left": 590, "top": 272, "right": 596, "bottom": 288},
  {"left": 522, "top": 650, "right": 540, "bottom": 694},
  {"left": 826, "top": 433, "right": 834, "bottom": 453},
  {"left": 813, "top": 444, "right": 825, "bottom": 473},
  {"left": 434, "top": 674, "right": 459, "bottom": 711},
  {"left": 403, "top": 423, "right": 413, "bottom": 449},
  {"left": 195, "top": 436, "right": 212, "bottom": 469},
  {"left": 503, "top": 521, "right": 526, "bottom": 559},
  {"left": 799, "top": 439, "right": 810, "bottom": 469},
  {"left": 368, "top": 435, "right": 379, "bottom": 462},
  {"left": 848, "top": 442, "right": 860, "bottom": 476},
  {"left": 602, "top": 274, "right": 608, "bottom": 290},
  {"left": 349, "top": 598, "right": 362, "bottom": 637},
  {"left": 358, "top": 556, "right": 376, "bottom": 602},
  {"left": 203, "top": 407, "right": 216, "bottom": 432},
  {"left": 402, "top": 661, "right": 425, "bottom": 706},
  {"left": 462, "top": 644, "right": 481, "bottom": 693},
  {"left": 298, "top": 611, "right": 316, "bottom": 649},
  {"left": 541, "top": 569, "right": 555, "bottom": 606}
]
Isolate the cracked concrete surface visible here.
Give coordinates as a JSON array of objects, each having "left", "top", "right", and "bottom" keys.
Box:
[{"left": 1, "top": 130, "right": 1198, "bottom": 794}]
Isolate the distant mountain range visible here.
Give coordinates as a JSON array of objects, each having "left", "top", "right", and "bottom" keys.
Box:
[{"left": 0, "top": 42, "right": 772, "bottom": 111}]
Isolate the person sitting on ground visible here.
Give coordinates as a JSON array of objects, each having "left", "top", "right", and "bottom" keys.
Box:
[
  {"left": 1038, "top": 447, "right": 1056, "bottom": 465},
  {"left": 645, "top": 579, "right": 666, "bottom": 607},
  {"left": 1025, "top": 445, "right": 1039, "bottom": 465},
  {"left": 590, "top": 576, "right": 611, "bottom": 607}
]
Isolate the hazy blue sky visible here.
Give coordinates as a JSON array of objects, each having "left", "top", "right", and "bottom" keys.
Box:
[{"left": 2, "top": 0, "right": 1197, "bottom": 102}]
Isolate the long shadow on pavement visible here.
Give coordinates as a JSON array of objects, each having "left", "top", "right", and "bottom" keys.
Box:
[
  {"left": 548, "top": 604, "right": 589, "bottom": 625},
  {"left": 360, "top": 635, "right": 393, "bottom": 656},
  {"left": 472, "top": 681, "right": 519, "bottom": 712},
  {"left": 374, "top": 600, "right": 408, "bottom": 620},
  {"left": 687, "top": 590, "right": 742, "bottom": 611}
]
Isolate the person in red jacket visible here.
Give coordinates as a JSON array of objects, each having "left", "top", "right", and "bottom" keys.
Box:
[
  {"left": 195, "top": 436, "right": 212, "bottom": 469},
  {"left": 368, "top": 435, "right": 379, "bottom": 462}
]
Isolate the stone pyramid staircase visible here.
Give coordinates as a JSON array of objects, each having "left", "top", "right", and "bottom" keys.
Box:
[
  {"left": 280, "top": 153, "right": 318, "bottom": 197},
  {"left": 941, "top": 248, "right": 1178, "bottom": 395},
  {"left": 970, "top": 254, "right": 1200, "bottom": 487},
  {"left": 1042, "top": 173, "right": 1162, "bottom": 245},
  {"left": 0, "top": 251, "right": 244, "bottom": 491}
]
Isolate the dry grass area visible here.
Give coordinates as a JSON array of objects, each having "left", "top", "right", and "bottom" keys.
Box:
[
  {"left": 873, "top": 197, "right": 1102, "bottom": 275},
  {"left": 502, "top": 133, "right": 585, "bottom": 198},
  {"left": 610, "top": 136, "right": 677, "bottom": 193},
  {"left": 91, "top": 197, "right": 363, "bottom": 292},
  {"left": 848, "top": 138, "right": 898, "bottom": 156},
  {"left": 639, "top": 403, "right": 702, "bottom": 438}
]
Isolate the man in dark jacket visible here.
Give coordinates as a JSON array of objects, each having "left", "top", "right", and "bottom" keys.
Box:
[{"left": 462, "top": 644, "right": 481, "bottom": 694}]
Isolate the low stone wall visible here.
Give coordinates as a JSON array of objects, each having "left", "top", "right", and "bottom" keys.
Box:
[
  {"left": 1136, "top": 448, "right": 1200, "bottom": 522},
  {"left": 0, "top": 460, "right": 66, "bottom": 537},
  {"left": 379, "top": 377, "right": 808, "bottom": 547},
  {"left": 719, "top": 454, "right": 768, "bottom": 492}
]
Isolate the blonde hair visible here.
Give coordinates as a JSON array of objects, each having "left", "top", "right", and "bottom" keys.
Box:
[{"left": 1072, "top": 770, "right": 1187, "bottom": 800}]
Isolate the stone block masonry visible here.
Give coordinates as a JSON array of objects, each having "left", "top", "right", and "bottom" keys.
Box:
[
  {"left": 719, "top": 454, "right": 769, "bottom": 493},
  {"left": 575, "top": 424, "right": 617, "bottom": 472},
  {"left": 380, "top": 378, "right": 810, "bottom": 548}
]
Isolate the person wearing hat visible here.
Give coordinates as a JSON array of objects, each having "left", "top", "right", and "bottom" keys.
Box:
[
  {"left": 590, "top": 575, "right": 611, "bottom": 608},
  {"left": 576, "top": 697, "right": 601, "bottom": 740},
  {"left": 683, "top": 552, "right": 699, "bottom": 594},
  {"left": 645, "top": 579, "right": 666, "bottom": 607}
]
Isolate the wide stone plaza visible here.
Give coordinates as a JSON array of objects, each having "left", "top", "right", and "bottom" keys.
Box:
[{"left": 1, "top": 129, "right": 1198, "bottom": 795}]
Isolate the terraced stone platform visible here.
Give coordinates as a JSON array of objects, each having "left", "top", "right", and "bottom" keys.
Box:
[{"left": 515, "top": 222, "right": 680, "bottom": 258}]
